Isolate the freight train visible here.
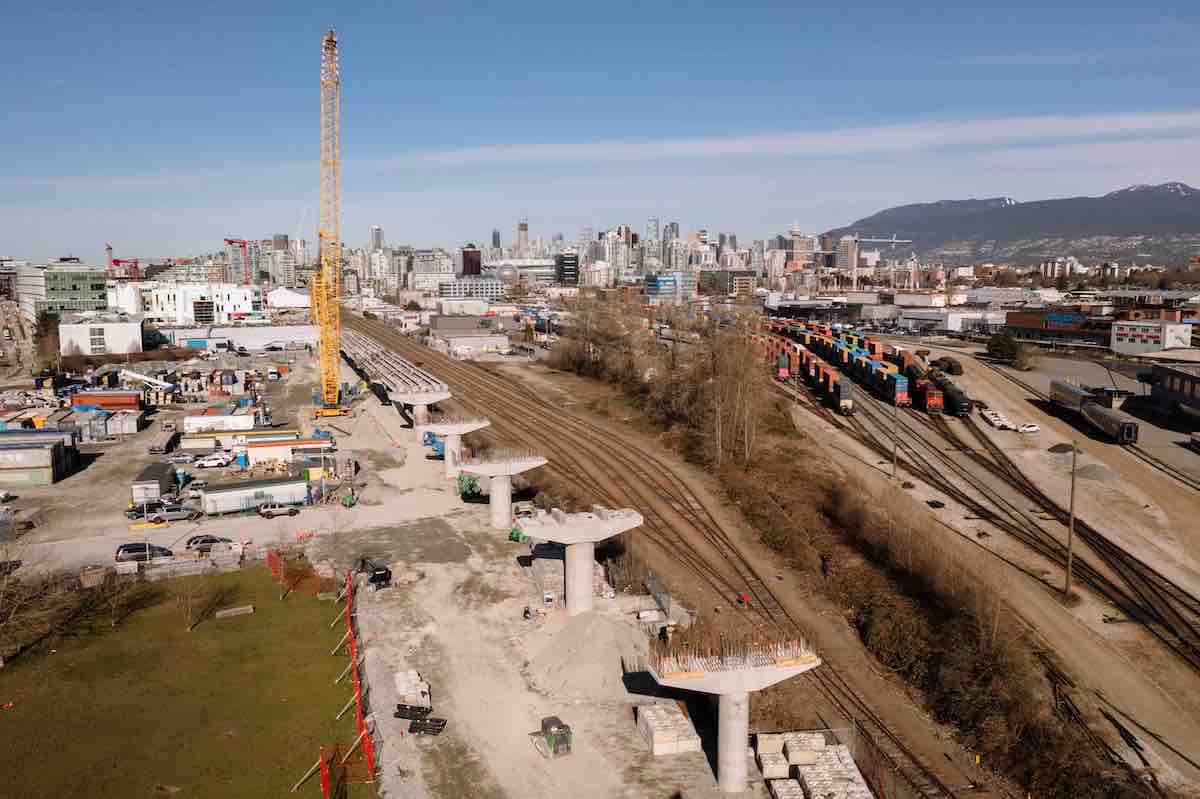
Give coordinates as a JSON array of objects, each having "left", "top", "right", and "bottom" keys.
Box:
[
  {"left": 1049, "top": 379, "right": 1139, "bottom": 444},
  {"left": 762, "top": 318, "right": 976, "bottom": 416},
  {"left": 760, "top": 335, "right": 854, "bottom": 414}
]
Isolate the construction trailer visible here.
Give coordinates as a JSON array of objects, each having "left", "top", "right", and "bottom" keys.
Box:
[
  {"left": 199, "top": 476, "right": 309, "bottom": 515},
  {"left": 131, "top": 462, "right": 178, "bottom": 504}
]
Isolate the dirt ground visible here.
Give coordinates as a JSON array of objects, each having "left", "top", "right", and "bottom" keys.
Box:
[
  {"left": 303, "top": 388, "right": 777, "bottom": 799},
  {"left": 494, "top": 359, "right": 1200, "bottom": 796},
  {"left": 490, "top": 362, "right": 1000, "bottom": 795}
]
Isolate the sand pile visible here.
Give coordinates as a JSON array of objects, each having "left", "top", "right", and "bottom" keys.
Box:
[{"left": 528, "top": 611, "right": 648, "bottom": 702}]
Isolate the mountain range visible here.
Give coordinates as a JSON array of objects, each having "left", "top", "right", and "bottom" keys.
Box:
[{"left": 825, "top": 182, "right": 1200, "bottom": 264}]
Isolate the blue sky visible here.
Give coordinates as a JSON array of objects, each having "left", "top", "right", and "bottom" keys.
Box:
[{"left": 3, "top": 1, "right": 1199, "bottom": 262}]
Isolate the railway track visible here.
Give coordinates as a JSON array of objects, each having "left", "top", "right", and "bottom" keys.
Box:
[
  {"left": 830, "top": 374, "right": 1200, "bottom": 674},
  {"left": 346, "top": 312, "right": 964, "bottom": 799}
]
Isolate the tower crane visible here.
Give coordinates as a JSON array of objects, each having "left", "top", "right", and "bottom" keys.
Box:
[
  {"left": 313, "top": 28, "right": 346, "bottom": 418},
  {"left": 848, "top": 234, "right": 913, "bottom": 291},
  {"left": 224, "top": 238, "right": 251, "bottom": 285}
]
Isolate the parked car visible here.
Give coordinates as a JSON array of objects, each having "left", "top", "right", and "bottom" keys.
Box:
[
  {"left": 147, "top": 506, "right": 203, "bottom": 524},
  {"left": 258, "top": 503, "right": 300, "bottom": 518},
  {"left": 184, "top": 534, "right": 232, "bottom": 553},
  {"left": 194, "top": 453, "right": 232, "bottom": 469},
  {"left": 115, "top": 543, "right": 173, "bottom": 562},
  {"left": 1017, "top": 423, "right": 1041, "bottom": 435},
  {"left": 184, "top": 479, "right": 209, "bottom": 499},
  {"left": 167, "top": 453, "right": 195, "bottom": 464},
  {"left": 126, "top": 501, "right": 165, "bottom": 520}
]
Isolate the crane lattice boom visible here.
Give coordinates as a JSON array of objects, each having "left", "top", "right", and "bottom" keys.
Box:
[{"left": 314, "top": 28, "right": 342, "bottom": 410}]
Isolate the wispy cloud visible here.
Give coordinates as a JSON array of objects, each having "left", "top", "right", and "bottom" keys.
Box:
[
  {"left": 941, "top": 46, "right": 1197, "bottom": 67},
  {"left": 373, "top": 109, "right": 1200, "bottom": 170}
]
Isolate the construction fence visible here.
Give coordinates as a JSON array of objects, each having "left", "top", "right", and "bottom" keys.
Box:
[{"left": 308, "top": 569, "right": 378, "bottom": 797}]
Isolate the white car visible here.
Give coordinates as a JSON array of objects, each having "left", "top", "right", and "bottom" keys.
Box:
[
  {"left": 194, "top": 453, "right": 232, "bottom": 469},
  {"left": 1017, "top": 423, "right": 1040, "bottom": 435}
]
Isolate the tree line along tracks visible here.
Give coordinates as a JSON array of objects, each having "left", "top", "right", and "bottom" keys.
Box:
[{"left": 345, "top": 313, "right": 963, "bottom": 799}]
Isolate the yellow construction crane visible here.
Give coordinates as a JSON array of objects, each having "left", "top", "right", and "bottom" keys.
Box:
[{"left": 313, "top": 28, "right": 346, "bottom": 418}]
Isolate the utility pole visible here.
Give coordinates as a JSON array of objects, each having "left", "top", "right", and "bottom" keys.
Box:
[
  {"left": 891, "top": 400, "right": 899, "bottom": 480},
  {"left": 1064, "top": 441, "right": 1077, "bottom": 597}
]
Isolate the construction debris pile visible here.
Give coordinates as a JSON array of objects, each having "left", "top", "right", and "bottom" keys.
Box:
[{"left": 527, "top": 611, "right": 647, "bottom": 702}]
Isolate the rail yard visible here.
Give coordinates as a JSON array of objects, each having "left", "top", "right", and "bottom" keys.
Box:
[{"left": 336, "top": 305, "right": 1200, "bottom": 798}]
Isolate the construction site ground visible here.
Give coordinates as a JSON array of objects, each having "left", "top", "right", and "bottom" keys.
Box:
[
  {"left": 302, "top": 383, "right": 776, "bottom": 799},
  {"left": 494, "top": 358, "right": 1200, "bottom": 796},
  {"left": 488, "top": 362, "right": 999, "bottom": 796}
]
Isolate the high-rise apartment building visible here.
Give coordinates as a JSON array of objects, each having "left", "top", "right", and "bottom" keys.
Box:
[
  {"left": 645, "top": 217, "right": 660, "bottom": 242},
  {"left": 491, "top": 229, "right": 501, "bottom": 249},
  {"left": 554, "top": 250, "right": 580, "bottom": 286},
  {"left": 516, "top": 219, "right": 530, "bottom": 257},
  {"left": 369, "top": 225, "right": 384, "bottom": 252},
  {"left": 460, "top": 244, "right": 482, "bottom": 276},
  {"left": 273, "top": 234, "right": 290, "bottom": 253},
  {"left": 664, "top": 222, "right": 680, "bottom": 241}
]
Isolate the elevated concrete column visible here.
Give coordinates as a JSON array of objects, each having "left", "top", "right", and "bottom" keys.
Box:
[
  {"left": 411, "top": 404, "right": 430, "bottom": 427},
  {"left": 443, "top": 433, "right": 462, "bottom": 478},
  {"left": 564, "top": 541, "right": 595, "bottom": 615},
  {"left": 489, "top": 474, "right": 512, "bottom": 530},
  {"left": 717, "top": 691, "right": 750, "bottom": 793}
]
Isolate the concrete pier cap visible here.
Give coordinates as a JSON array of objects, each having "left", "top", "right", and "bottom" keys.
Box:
[
  {"left": 398, "top": 391, "right": 452, "bottom": 429},
  {"left": 459, "top": 451, "right": 548, "bottom": 530},
  {"left": 416, "top": 418, "right": 491, "bottom": 478},
  {"left": 647, "top": 641, "right": 821, "bottom": 794},
  {"left": 516, "top": 505, "right": 644, "bottom": 615}
]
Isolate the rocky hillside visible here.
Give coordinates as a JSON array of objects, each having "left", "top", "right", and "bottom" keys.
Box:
[{"left": 826, "top": 182, "right": 1200, "bottom": 264}]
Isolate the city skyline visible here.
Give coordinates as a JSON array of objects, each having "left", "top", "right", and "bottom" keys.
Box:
[{"left": 4, "top": 2, "right": 1200, "bottom": 262}]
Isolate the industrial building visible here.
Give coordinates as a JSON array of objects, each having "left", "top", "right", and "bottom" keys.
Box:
[
  {"left": 1003, "top": 309, "right": 1113, "bottom": 347},
  {"left": 199, "top": 476, "right": 309, "bottom": 515},
  {"left": 1149, "top": 364, "right": 1200, "bottom": 421},
  {"left": 58, "top": 312, "right": 146, "bottom": 357},
  {"left": 1110, "top": 319, "right": 1193, "bottom": 356},
  {"left": 157, "top": 324, "right": 317, "bottom": 351},
  {"left": 897, "top": 308, "right": 1007, "bottom": 334}
]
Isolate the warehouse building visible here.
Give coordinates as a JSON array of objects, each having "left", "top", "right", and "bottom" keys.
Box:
[
  {"left": 1149, "top": 364, "right": 1200, "bottom": 421},
  {"left": 1111, "top": 320, "right": 1192, "bottom": 356},
  {"left": 1004, "top": 309, "right": 1113, "bottom": 347},
  {"left": 199, "top": 476, "right": 309, "bottom": 515},
  {"left": 0, "top": 440, "right": 69, "bottom": 487}
]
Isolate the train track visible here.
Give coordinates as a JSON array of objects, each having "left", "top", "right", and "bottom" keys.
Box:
[
  {"left": 345, "top": 312, "right": 964, "bottom": 799},
  {"left": 831, "top": 374, "right": 1200, "bottom": 674},
  {"left": 973, "top": 358, "right": 1200, "bottom": 493}
]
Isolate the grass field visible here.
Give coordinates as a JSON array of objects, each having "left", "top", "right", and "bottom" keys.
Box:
[{"left": 0, "top": 567, "right": 371, "bottom": 798}]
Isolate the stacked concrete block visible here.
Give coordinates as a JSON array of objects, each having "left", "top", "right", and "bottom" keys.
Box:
[
  {"left": 636, "top": 702, "right": 703, "bottom": 756},
  {"left": 757, "top": 752, "right": 790, "bottom": 779},
  {"left": 756, "top": 733, "right": 785, "bottom": 755},
  {"left": 783, "top": 731, "right": 827, "bottom": 767},
  {"left": 394, "top": 669, "right": 431, "bottom": 708},
  {"left": 767, "top": 778, "right": 806, "bottom": 799},
  {"left": 794, "top": 744, "right": 874, "bottom": 799}
]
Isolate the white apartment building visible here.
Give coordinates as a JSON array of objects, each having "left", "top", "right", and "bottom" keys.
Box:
[
  {"left": 111, "top": 282, "right": 257, "bottom": 325},
  {"left": 438, "top": 278, "right": 505, "bottom": 301},
  {"left": 59, "top": 312, "right": 145, "bottom": 356}
]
